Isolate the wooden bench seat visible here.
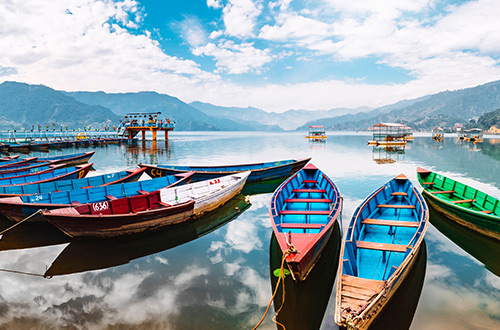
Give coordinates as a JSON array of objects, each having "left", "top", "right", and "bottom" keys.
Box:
[
  {"left": 452, "top": 199, "right": 474, "bottom": 204},
  {"left": 391, "top": 192, "right": 407, "bottom": 196},
  {"left": 361, "top": 218, "right": 419, "bottom": 227},
  {"left": 480, "top": 210, "right": 492, "bottom": 214},
  {"left": 430, "top": 190, "right": 455, "bottom": 194},
  {"left": 356, "top": 240, "right": 408, "bottom": 253},
  {"left": 292, "top": 189, "right": 326, "bottom": 193},
  {"left": 284, "top": 198, "right": 332, "bottom": 203},
  {"left": 421, "top": 182, "right": 435, "bottom": 185},
  {"left": 302, "top": 180, "right": 318, "bottom": 184},
  {"left": 378, "top": 204, "right": 415, "bottom": 209},
  {"left": 279, "top": 223, "right": 325, "bottom": 229},
  {"left": 279, "top": 210, "right": 331, "bottom": 215}
]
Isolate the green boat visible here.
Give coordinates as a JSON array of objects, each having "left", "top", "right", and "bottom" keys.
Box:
[{"left": 417, "top": 167, "right": 500, "bottom": 241}]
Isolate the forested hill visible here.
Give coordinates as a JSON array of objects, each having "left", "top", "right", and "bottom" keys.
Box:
[{"left": 0, "top": 81, "right": 119, "bottom": 129}]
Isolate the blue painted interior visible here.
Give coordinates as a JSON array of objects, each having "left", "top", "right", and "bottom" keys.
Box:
[
  {"left": 0, "top": 166, "right": 83, "bottom": 185},
  {"left": 342, "top": 177, "right": 427, "bottom": 281},
  {"left": 22, "top": 175, "right": 181, "bottom": 204},
  {"left": 270, "top": 166, "right": 341, "bottom": 234},
  {"left": 0, "top": 170, "right": 133, "bottom": 195}
]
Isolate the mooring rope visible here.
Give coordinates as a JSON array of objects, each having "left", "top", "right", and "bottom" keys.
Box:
[
  {"left": 0, "top": 210, "right": 42, "bottom": 239},
  {"left": 253, "top": 247, "right": 294, "bottom": 330},
  {"left": 0, "top": 267, "right": 48, "bottom": 278}
]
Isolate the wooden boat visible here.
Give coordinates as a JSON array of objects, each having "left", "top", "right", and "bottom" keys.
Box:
[
  {"left": 0, "top": 172, "right": 193, "bottom": 223},
  {"left": 335, "top": 174, "right": 428, "bottom": 329},
  {"left": 417, "top": 167, "right": 500, "bottom": 241},
  {"left": 7, "top": 142, "right": 31, "bottom": 152},
  {"left": 0, "top": 163, "right": 92, "bottom": 187},
  {"left": 0, "top": 156, "right": 38, "bottom": 169},
  {"left": 139, "top": 158, "right": 310, "bottom": 183},
  {"left": 41, "top": 171, "right": 250, "bottom": 238},
  {"left": 0, "top": 155, "right": 20, "bottom": 161},
  {"left": 0, "top": 167, "right": 146, "bottom": 197},
  {"left": 37, "top": 151, "right": 95, "bottom": 166},
  {"left": 306, "top": 125, "right": 327, "bottom": 140},
  {"left": 269, "top": 163, "right": 342, "bottom": 282},
  {"left": 0, "top": 163, "right": 63, "bottom": 178},
  {"left": 28, "top": 142, "right": 50, "bottom": 151}
]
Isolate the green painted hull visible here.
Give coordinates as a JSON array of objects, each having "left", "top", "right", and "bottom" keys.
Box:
[{"left": 417, "top": 168, "right": 500, "bottom": 241}]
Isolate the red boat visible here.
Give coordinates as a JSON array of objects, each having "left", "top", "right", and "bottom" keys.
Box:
[{"left": 42, "top": 191, "right": 195, "bottom": 239}]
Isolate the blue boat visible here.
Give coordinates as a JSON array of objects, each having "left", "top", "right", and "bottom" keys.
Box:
[
  {"left": 269, "top": 163, "right": 342, "bottom": 282},
  {"left": 334, "top": 174, "right": 428, "bottom": 329},
  {"left": 0, "top": 167, "right": 147, "bottom": 197},
  {"left": 0, "top": 163, "right": 61, "bottom": 178},
  {"left": 139, "top": 158, "right": 311, "bottom": 183},
  {"left": 0, "top": 163, "right": 92, "bottom": 186},
  {"left": 37, "top": 151, "right": 95, "bottom": 166},
  {"left": 0, "top": 172, "right": 194, "bottom": 223},
  {"left": 0, "top": 157, "right": 38, "bottom": 169}
]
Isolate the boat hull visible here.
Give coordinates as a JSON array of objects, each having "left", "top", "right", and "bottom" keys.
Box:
[
  {"left": 269, "top": 163, "right": 342, "bottom": 282},
  {"left": 335, "top": 174, "right": 428, "bottom": 329},
  {"left": 44, "top": 201, "right": 195, "bottom": 239},
  {"left": 140, "top": 158, "right": 310, "bottom": 183},
  {"left": 423, "top": 191, "right": 500, "bottom": 240}
]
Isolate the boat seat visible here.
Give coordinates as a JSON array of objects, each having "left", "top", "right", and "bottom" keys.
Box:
[
  {"left": 279, "top": 210, "right": 331, "bottom": 215},
  {"left": 452, "top": 199, "right": 474, "bottom": 204},
  {"left": 356, "top": 240, "right": 408, "bottom": 253},
  {"left": 279, "top": 223, "right": 325, "bottom": 229},
  {"left": 106, "top": 195, "right": 117, "bottom": 200},
  {"left": 284, "top": 198, "right": 332, "bottom": 203},
  {"left": 302, "top": 180, "right": 318, "bottom": 184},
  {"left": 430, "top": 190, "right": 455, "bottom": 194},
  {"left": 421, "top": 182, "right": 435, "bottom": 185},
  {"left": 361, "top": 218, "right": 419, "bottom": 227},
  {"left": 292, "top": 189, "right": 326, "bottom": 193},
  {"left": 137, "top": 190, "right": 149, "bottom": 195},
  {"left": 391, "top": 192, "right": 407, "bottom": 196},
  {"left": 480, "top": 210, "right": 492, "bottom": 214},
  {"left": 377, "top": 204, "right": 415, "bottom": 209}
]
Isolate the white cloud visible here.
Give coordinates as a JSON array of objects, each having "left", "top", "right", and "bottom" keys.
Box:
[
  {"left": 179, "top": 17, "right": 207, "bottom": 47},
  {"left": 222, "top": 0, "right": 262, "bottom": 37},
  {"left": 193, "top": 40, "right": 272, "bottom": 74}
]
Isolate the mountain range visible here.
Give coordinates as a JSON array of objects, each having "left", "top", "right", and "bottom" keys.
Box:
[{"left": 1, "top": 79, "right": 500, "bottom": 131}]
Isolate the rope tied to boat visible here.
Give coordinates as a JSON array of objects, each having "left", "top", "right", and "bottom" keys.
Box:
[
  {"left": 252, "top": 247, "right": 295, "bottom": 330},
  {"left": 0, "top": 209, "right": 42, "bottom": 239}
]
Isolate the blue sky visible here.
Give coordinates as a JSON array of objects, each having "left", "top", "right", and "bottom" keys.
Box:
[{"left": 1, "top": 0, "right": 500, "bottom": 112}]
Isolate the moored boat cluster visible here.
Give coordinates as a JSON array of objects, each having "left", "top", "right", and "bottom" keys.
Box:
[{"left": 0, "top": 149, "right": 497, "bottom": 329}]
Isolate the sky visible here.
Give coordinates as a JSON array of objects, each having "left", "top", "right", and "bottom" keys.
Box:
[{"left": 1, "top": 0, "right": 500, "bottom": 112}]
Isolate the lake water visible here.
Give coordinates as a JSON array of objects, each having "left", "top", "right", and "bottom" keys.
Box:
[{"left": 0, "top": 131, "right": 500, "bottom": 330}]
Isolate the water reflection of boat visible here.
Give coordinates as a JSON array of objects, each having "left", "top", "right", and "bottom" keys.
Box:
[
  {"left": 372, "top": 146, "right": 405, "bottom": 164},
  {"left": 367, "top": 242, "right": 427, "bottom": 330},
  {"left": 335, "top": 174, "right": 428, "bottom": 329},
  {"left": 241, "top": 177, "right": 289, "bottom": 196},
  {"left": 428, "top": 207, "right": 500, "bottom": 277},
  {"left": 417, "top": 168, "right": 500, "bottom": 241},
  {"left": 0, "top": 217, "right": 69, "bottom": 251},
  {"left": 44, "top": 195, "right": 251, "bottom": 277},
  {"left": 268, "top": 222, "right": 341, "bottom": 330}
]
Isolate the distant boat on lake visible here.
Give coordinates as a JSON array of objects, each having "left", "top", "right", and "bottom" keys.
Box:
[{"left": 306, "top": 125, "right": 327, "bottom": 141}]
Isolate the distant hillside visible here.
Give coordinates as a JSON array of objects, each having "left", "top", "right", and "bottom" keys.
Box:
[
  {"left": 301, "top": 80, "right": 500, "bottom": 130},
  {"left": 190, "top": 101, "right": 370, "bottom": 130},
  {"left": 68, "top": 91, "right": 275, "bottom": 131},
  {"left": 0, "top": 81, "right": 118, "bottom": 129},
  {"left": 467, "top": 108, "right": 500, "bottom": 130}
]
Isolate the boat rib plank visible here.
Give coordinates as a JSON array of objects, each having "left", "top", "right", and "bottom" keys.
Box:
[{"left": 361, "top": 218, "right": 419, "bottom": 227}]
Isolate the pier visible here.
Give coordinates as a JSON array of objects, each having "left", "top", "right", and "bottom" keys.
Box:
[{"left": 118, "top": 112, "right": 175, "bottom": 141}]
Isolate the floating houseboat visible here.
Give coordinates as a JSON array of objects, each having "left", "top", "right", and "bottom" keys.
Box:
[
  {"left": 367, "top": 123, "right": 412, "bottom": 146},
  {"left": 432, "top": 127, "right": 444, "bottom": 141},
  {"left": 306, "top": 125, "right": 327, "bottom": 141},
  {"left": 464, "top": 128, "right": 483, "bottom": 143}
]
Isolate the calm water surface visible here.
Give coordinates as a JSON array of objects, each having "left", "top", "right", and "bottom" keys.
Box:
[{"left": 1, "top": 132, "right": 500, "bottom": 330}]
